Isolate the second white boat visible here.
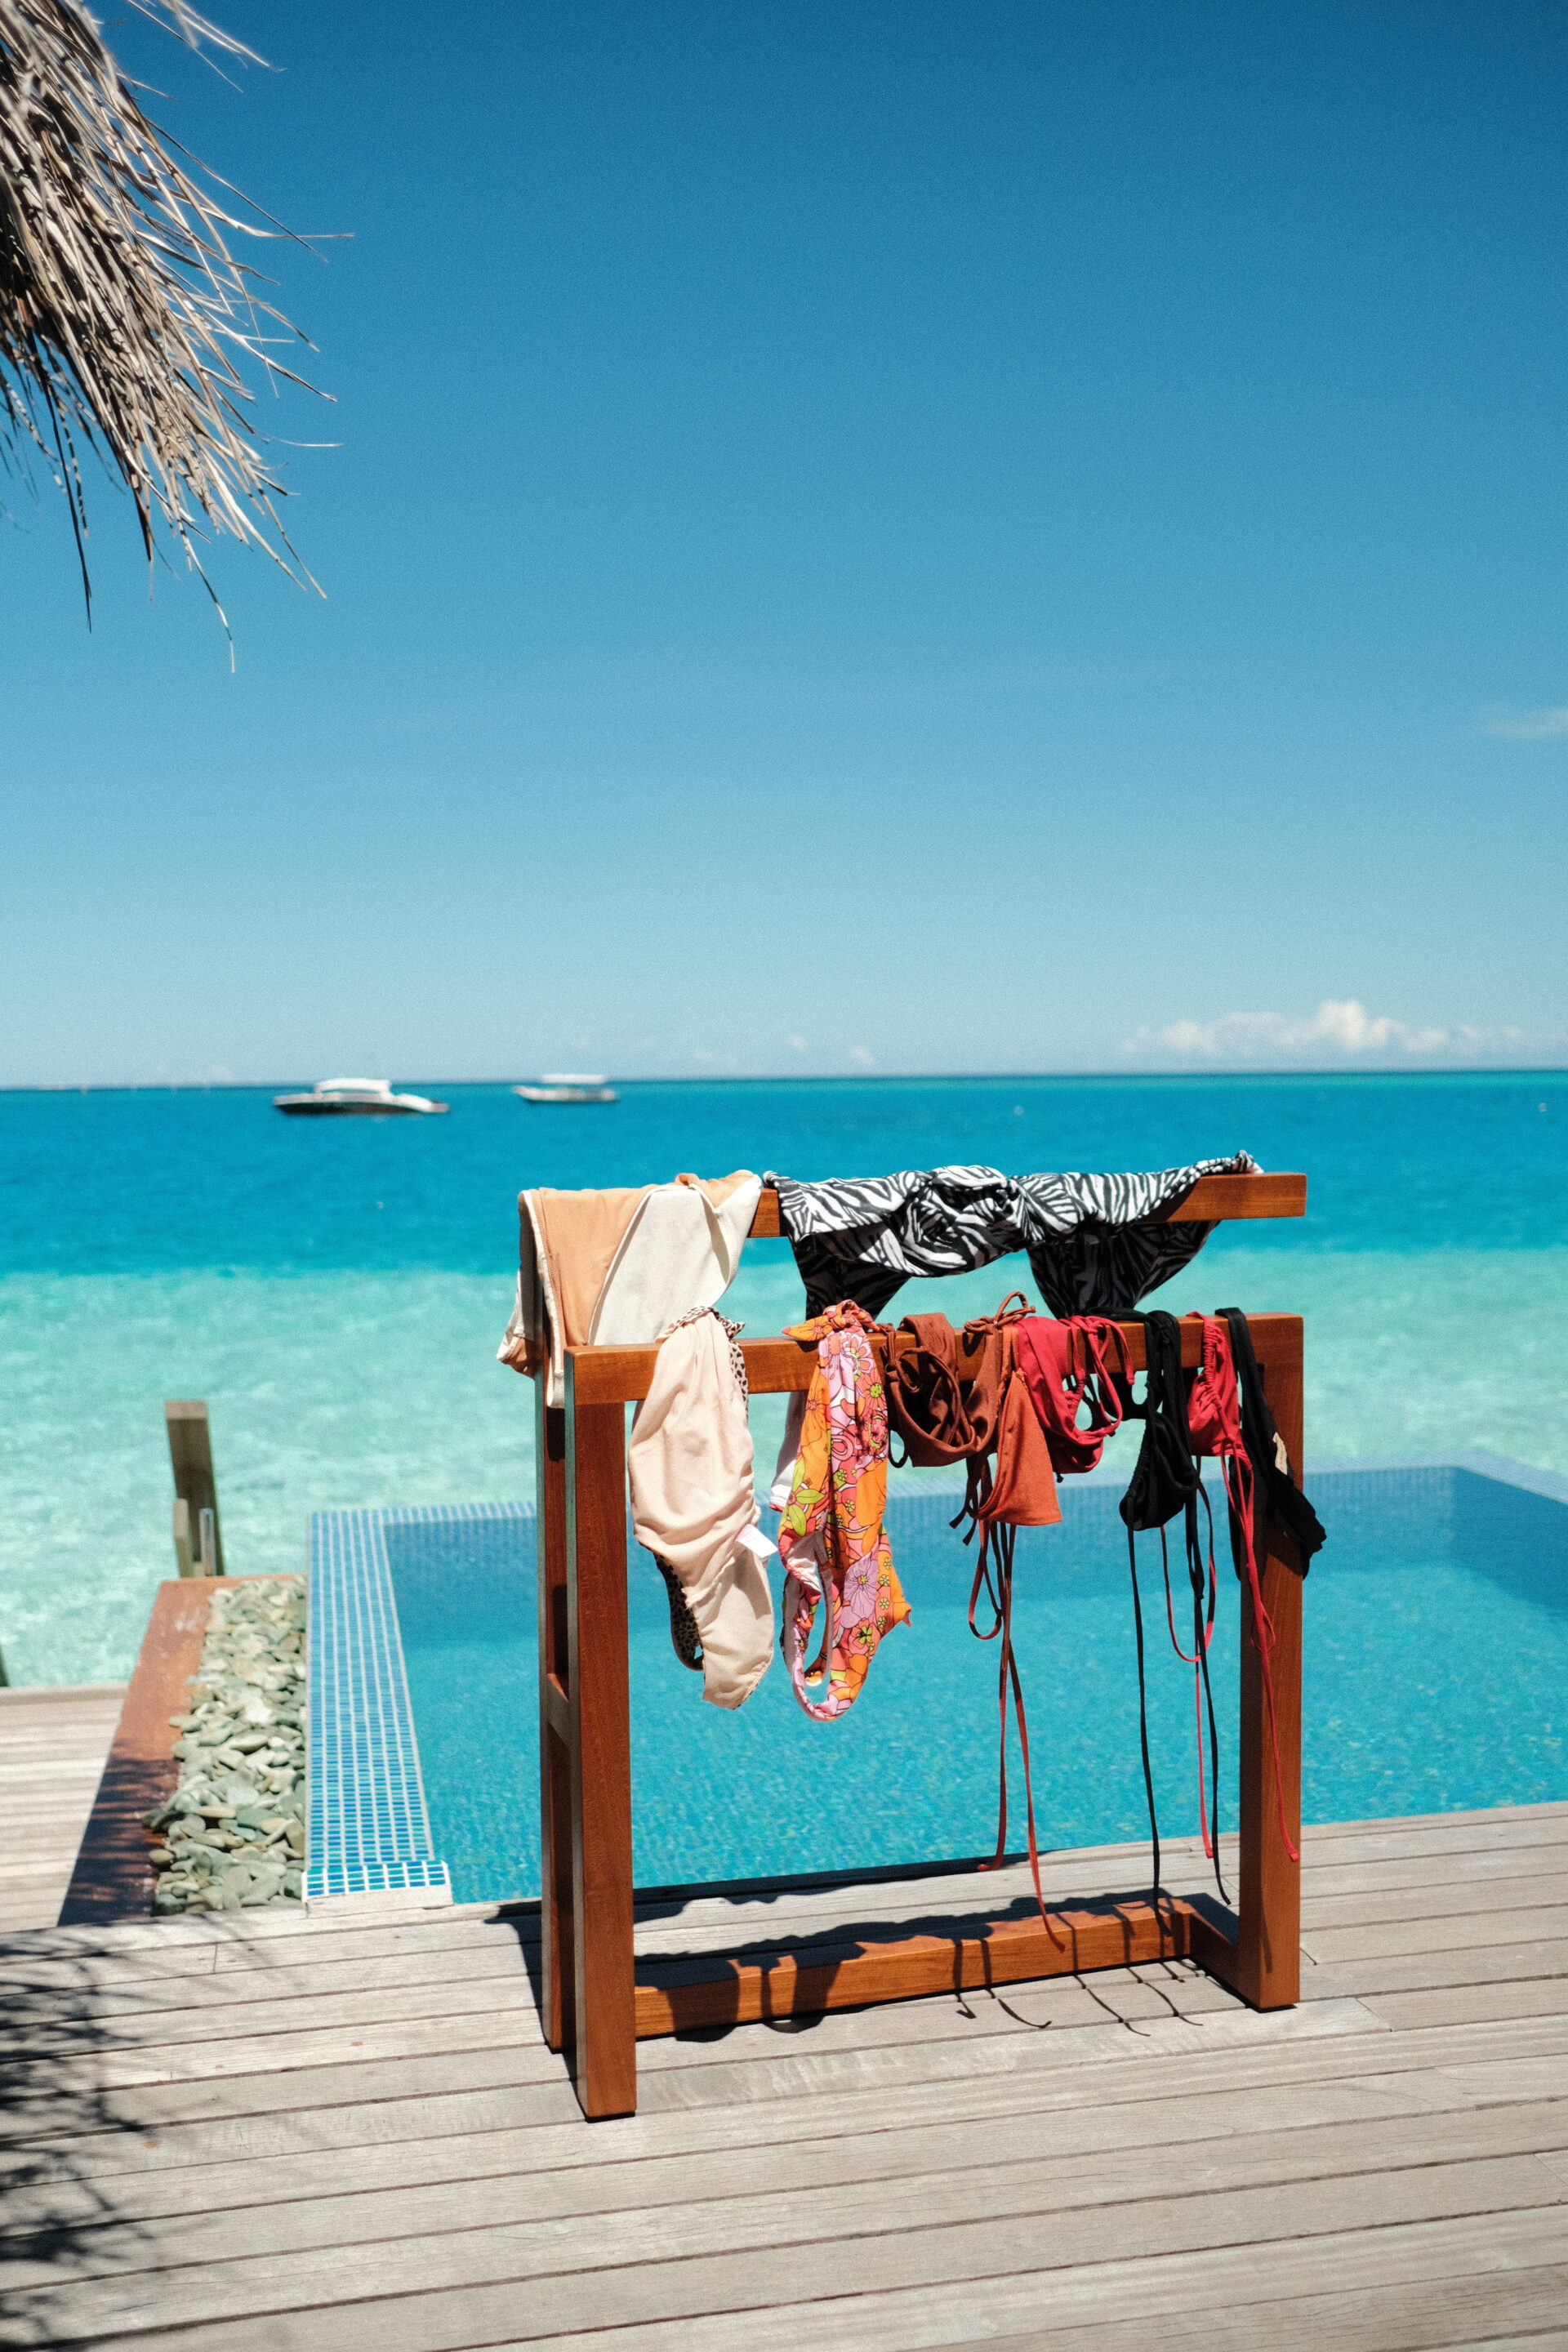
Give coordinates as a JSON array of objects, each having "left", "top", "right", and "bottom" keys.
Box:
[{"left": 513, "top": 1073, "right": 618, "bottom": 1104}]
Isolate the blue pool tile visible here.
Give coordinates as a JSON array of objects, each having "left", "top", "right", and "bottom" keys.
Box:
[{"left": 305, "top": 1508, "right": 452, "bottom": 1903}]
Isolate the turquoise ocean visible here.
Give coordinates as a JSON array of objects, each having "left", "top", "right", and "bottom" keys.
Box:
[{"left": 2, "top": 1072, "right": 1566, "bottom": 1687}]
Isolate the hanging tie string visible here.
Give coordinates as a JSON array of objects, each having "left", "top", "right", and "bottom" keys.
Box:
[
  {"left": 1187, "top": 1315, "right": 1299, "bottom": 1867},
  {"left": 1154, "top": 1490, "right": 1227, "bottom": 1897},
  {"left": 947, "top": 1297, "right": 1060, "bottom": 1939},
  {"left": 964, "top": 1506, "right": 1061, "bottom": 1940},
  {"left": 1118, "top": 1312, "right": 1213, "bottom": 1901}
]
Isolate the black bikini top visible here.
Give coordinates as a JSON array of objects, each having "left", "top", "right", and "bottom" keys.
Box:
[
  {"left": 1118, "top": 1309, "right": 1200, "bottom": 1534},
  {"left": 1218, "top": 1307, "right": 1326, "bottom": 1565}
]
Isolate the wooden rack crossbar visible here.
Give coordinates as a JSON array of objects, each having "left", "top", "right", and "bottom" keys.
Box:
[
  {"left": 534, "top": 1170, "right": 1307, "bottom": 2117},
  {"left": 746, "top": 1169, "right": 1305, "bottom": 1237}
]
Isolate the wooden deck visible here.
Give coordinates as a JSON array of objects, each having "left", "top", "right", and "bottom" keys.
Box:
[
  {"left": 1, "top": 1802, "right": 1564, "bottom": 2349},
  {"left": 0, "top": 1685, "right": 126, "bottom": 1935}
]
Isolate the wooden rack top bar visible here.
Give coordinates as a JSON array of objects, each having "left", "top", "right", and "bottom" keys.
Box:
[
  {"left": 568, "top": 1311, "right": 1302, "bottom": 1406},
  {"left": 746, "top": 1169, "right": 1304, "bottom": 1239}
]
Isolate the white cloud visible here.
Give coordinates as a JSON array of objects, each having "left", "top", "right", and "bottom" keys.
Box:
[
  {"left": 1122, "top": 998, "right": 1544, "bottom": 1068},
  {"left": 1478, "top": 705, "right": 1568, "bottom": 740},
  {"left": 849, "top": 1045, "right": 877, "bottom": 1068},
  {"left": 787, "top": 1035, "right": 808, "bottom": 1054}
]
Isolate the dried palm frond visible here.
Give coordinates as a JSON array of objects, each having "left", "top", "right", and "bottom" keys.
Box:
[{"left": 0, "top": 0, "right": 322, "bottom": 617}]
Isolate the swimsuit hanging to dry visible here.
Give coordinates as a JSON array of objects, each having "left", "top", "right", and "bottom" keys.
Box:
[
  {"left": 765, "top": 1156, "right": 1259, "bottom": 1320},
  {"left": 627, "top": 1307, "right": 777, "bottom": 1710},
  {"left": 1186, "top": 1312, "right": 1317, "bottom": 1866},
  {"left": 499, "top": 1170, "right": 763, "bottom": 1405},
  {"left": 776, "top": 1301, "right": 911, "bottom": 1720},
  {"left": 1014, "top": 1314, "right": 1131, "bottom": 1475},
  {"left": 1218, "top": 1307, "right": 1326, "bottom": 1565}
]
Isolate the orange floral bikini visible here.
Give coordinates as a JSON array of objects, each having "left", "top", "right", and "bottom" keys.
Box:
[{"left": 777, "top": 1301, "right": 911, "bottom": 1718}]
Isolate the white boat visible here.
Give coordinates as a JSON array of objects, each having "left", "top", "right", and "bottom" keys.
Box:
[
  {"left": 273, "top": 1078, "right": 449, "bottom": 1117},
  {"left": 513, "top": 1073, "right": 618, "bottom": 1105}
]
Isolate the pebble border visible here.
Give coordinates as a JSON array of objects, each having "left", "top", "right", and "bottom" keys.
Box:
[{"left": 144, "top": 1576, "right": 306, "bottom": 1912}]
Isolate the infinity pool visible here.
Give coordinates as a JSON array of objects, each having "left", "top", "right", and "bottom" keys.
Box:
[{"left": 361, "top": 1458, "right": 1566, "bottom": 1907}]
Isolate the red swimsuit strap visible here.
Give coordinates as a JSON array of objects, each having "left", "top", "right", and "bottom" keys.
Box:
[{"left": 1190, "top": 1315, "right": 1298, "bottom": 1863}]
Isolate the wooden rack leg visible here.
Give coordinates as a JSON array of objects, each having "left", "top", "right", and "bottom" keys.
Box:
[
  {"left": 563, "top": 1365, "right": 637, "bottom": 2117},
  {"left": 535, "top": 1377, "right": 572, "bottom": 2054},
  {"left": 1231, "top": 1321, "right": 1304, "bottom": 2008}
]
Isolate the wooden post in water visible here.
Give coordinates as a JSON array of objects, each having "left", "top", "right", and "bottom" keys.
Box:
[{"left": 165, "top": 1402, "right": 224, "bottom": 1577}]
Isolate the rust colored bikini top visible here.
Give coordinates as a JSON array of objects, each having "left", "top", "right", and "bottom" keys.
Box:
[{"left": 880, "top": 1297, "right": 1060, "bottom": 1531}]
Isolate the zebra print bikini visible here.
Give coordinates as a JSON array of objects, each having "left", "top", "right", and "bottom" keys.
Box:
[{"left": 765, "top": 1155, "right": 1260, "bottom": 1319}]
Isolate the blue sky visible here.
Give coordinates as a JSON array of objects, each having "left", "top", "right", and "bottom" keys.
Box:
[{"left": 3, "top": 0, "right": 1565, "bottom": 1083}]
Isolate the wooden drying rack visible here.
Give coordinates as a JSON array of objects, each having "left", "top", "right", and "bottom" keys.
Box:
[{"left": 533, "top": 1169, "right": 1307, "bottom": 2118}]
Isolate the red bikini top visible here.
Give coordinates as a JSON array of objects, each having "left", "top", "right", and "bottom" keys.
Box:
[{"left": 1014, "top": 1314, "right": 1132, "bottom": 1475}]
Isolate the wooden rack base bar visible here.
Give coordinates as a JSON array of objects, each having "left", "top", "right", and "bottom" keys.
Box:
[{"left": 534, "top": 1174, "right": 1307, "bottom": 2117}]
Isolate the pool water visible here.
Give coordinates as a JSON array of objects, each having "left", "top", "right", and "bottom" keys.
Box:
[{"left": 383, "top": 1459, "right": 1568, "bottom": 1906}]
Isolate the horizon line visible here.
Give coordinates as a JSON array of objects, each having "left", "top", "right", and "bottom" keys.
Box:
[{"left": 4, "top": 1064, "right": 1567, "bottom": 1095}]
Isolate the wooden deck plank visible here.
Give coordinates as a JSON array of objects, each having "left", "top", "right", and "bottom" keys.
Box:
[
  {"left": 11, "top": 2157, "right": 1560, "bottom": 2349},
  {"left": 0, "top": 1797, "right": 1555, "bottom": 1966},
  {"left": 628, "top": 1818, "right": 1568, "bottom": 1941},
  {"left": 0, "top": 2060, "right": 1486, "bottom": 2238},
  {"left": 1441, "top": 2334, "right": 1568, "bottom": 2352},
  {"left": 4, "top": 1843, "right": 1556, "bottom": 2020},
  {"left": 1, "top": 1939, "right": 1380, "bottom": 2093},
  {"left": 0, "top": 1940, "right": 541, "bottom": 2013},
  {"left": 9, "top": 2009, "right": 1559, "bottom": 2200},
  {"left": 1301, "top": 1872, "right": 1568, "bottom": 1927},
  {"left": 32, "top": 1864, "right": 1563, "bottom": 2015},
  {"left": 1365, "top": 1976, "right": 1568, "bottom": 2031},
  {"left": 1, "top": 2004, "right": 559, "bottom": 2098},
  {"left": 0, "top": 1685, "right": 127, "bottom": 1932},
  {"left": 0, "top": 1972, "right": 1339, "bottom": 2109},
  {"left": 1302, "top": 1903, "right": 1568, "bottom": 1963},
  {"left": 0, "top": 1802, "right": 1557, "bottom": 1979},
  {"left": 0, "top": 2003, "right": 1388, "bottom": 2177},
  {"left": 11, "top": 2015, "right": 1560, "bottom": 2205},
  {"left": 82, "top": 2218, "right": 1568, "bottom": 2352},
  {"left": 1433, "top": 2050, "right": 1568, "bottom": 2104},
  {"left": 501, "top": 2217, "right": 1568, "bottom": 2352},
  {"left": 13, "top": 1951, "right": 1521, "bottom": 2118},
  {"left": 15, "top": 1956, "right": 546, "bottom": 2045},
  {"left": 2, "top": 1944, "right": 1549, "bottom": 2131},
  {"left": 918, "top": 2269, "right": 1568, "bottom": 2352},
  {"left": 8, "top": 2087, "right": 1567, "bottom": 2287},
  {"left": 1303, "top": 1939, "right": 1568, "bottom": 2001}
]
